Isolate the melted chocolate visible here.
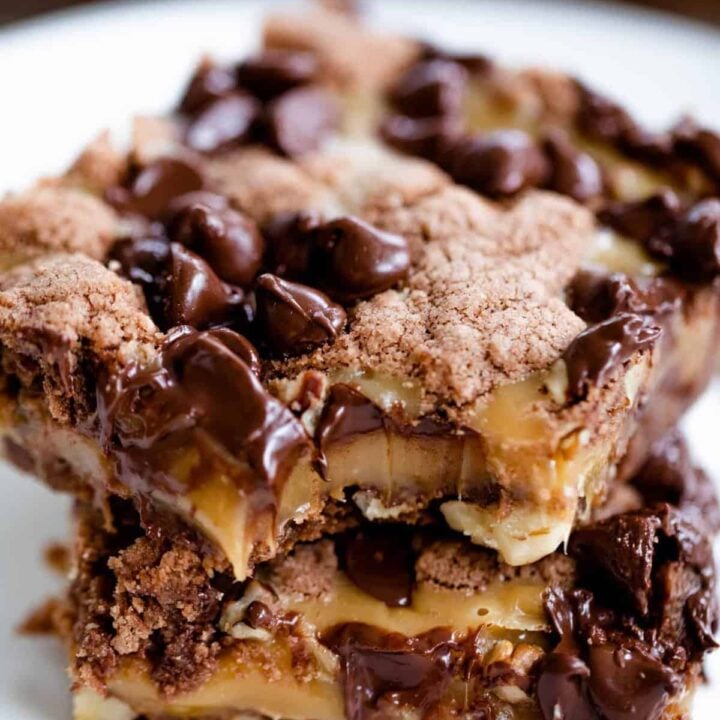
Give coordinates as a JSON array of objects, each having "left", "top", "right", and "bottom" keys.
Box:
[
  {"left": 315, "top": 384, "right": 385, "bottom": 451},
  {"left": 264, "top": 86, "right": 339, "bottom": 157},
  {"left": 439, "top": 130, "right": 549, "bottom": 198},
  {"left": 254, "top": 273, "right": 346, "bottom": 355},
  {"left": 107, "top": 157, "right": 205, "bottom": 220},
  {"left": 389, "top": 59, "right": 467, "bottom": 119},
  {"left": 184, "top": 92, "right": 260, "bottom": 154},
  {"left": 599, "top": 190, "right": 681, "bottom": 246},
  {"left": 170, "top": 195, "right": 265, "bottom": 286},
  {"left": 672, "top": 198, "right": 720, "bottom": 281},
  {"left": 562, "top": 312, "right": 662, "bottom": 401},
  {"left": 236, "top": 50, "right": 318, "bottom": 101},
  {"left": 97, "top": 327, "right": 310, "bottom": 499},
  {"left": 262, "top": 210, "right": 322, "bottom": 279},
  {"left": 322, "top": 623, "right": 455, "bottom": 720},
  {"left": 342, "top": 526, "right": 415, "bottom": 607}
]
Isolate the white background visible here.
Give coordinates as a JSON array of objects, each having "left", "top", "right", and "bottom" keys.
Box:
[{"left": 0, "top": 0, "right": 718, "bottom": 716}]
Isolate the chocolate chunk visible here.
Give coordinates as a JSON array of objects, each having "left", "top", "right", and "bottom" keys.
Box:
[
  {"left": 586, "top": 643, "right": 678, "bottom": 720},
  {"left": 342, "top": 527, "right": 415, "bottom": 607},
  {"left": 107, "top": 157, "right": 205, "bottom": 220},
  {"left": 237, "top": 50, "right": 318, "bottom": 100},
  {"left": 599, "top": 190, "right": 682, "bottom": 246},
  {"left": 310, "top": 217, "right": 410, "bottom": 301},
  {"left": 254, "top": 274, "right": 346, "bottom": 355},
  {"left": 571, "top": 511, "right": 662, "bottom": 615},
  {"left": 631, "top": 430, "right": 720, "bottom": 534},
  {"left": 671, "top": 199, "right": 720, "bottom": 280},
  {"left": 178, "top": 61, "right": 238, "bottom": 116},
  {"left": 536, "top": 652, "right": 593, "bottom": 720},
  {"left": 322, "top": 623, "right": 454, "bottom": 720},
  {"left": 389, "top": 59, "right": 467, "bottom": 118},
  {"left": 264, "top": 86, "right": 339, "bottom": 157},
  {"left": 380, "top": 113, "right": 462, "bottom": 160},
  {"left": 543, "top": 130, "right": 603, "bottom": 202},
  {"left": 171, "top": 198, "right": 264, "bottom": 286},
  {"left": 439, "top": 130, "right": 549, "bottom": 197},
  {"left": 673, "top": 119, "right": 720, "bottom": 183},
  {"left": 164, "top": 243, "right": 244, "bottom": 329},
  {"left": 99, "top": 328, "right": 310, "bottom": 495},
  {"left": 184, "top": 92, "right": 261, "bottom": 154},
  {"left": 562, "top": 312, "right": 661, "bottom": 401},
  {"left": 262, "top": 211, "right": 322, "bottom": 279}
]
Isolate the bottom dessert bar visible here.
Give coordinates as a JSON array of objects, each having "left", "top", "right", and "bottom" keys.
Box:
[{"left": 43, "top": 433, "right": 717, "bottom": 720}]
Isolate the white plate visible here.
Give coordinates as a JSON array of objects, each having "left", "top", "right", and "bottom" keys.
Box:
[{"left": 0, "top": 1, "right": 718, "bottom": 717}]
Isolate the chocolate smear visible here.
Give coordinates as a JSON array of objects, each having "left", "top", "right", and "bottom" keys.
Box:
[{"left": 254, "top": 274, "right": 346, "bottom": 355}]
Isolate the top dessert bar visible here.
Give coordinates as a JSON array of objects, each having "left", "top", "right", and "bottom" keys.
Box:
[{"left": 1, "top": 3, "right": 719, "bottom": 579}]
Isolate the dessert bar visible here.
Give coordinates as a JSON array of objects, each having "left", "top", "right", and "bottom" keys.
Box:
[{"left": 43, "top": 431, "right": 718, "bottom": 720}]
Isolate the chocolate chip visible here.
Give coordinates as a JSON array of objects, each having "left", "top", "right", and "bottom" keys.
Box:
[
  {"left": 599, "top": 190, "right": 682, "bottom": 246},
  {"left": 673, "top": 119, "right": 720, "bottom": 183},
  {"left": 178, "top": 61, "right": 238, "bottom": 116},
  {"left": 543, "top": 130, "right": 603, "bottom": 202},
  {"left": 343, "top": 527, "right": 415, "bottom": 607},
  {"left": 184, "top": 92, "right": 261, "bottom": 154},
  {"left": 389, "top": 59, "right": 467, "bottom": 118},
  {"left": 165, "top": 243, "right": 244, "bottom": 329},
  {"left": 262, "top": 211, "right": 322, "bottom": 279},
  {"left": 254, "top": 274, "right": 346, "bottom": 355},
  {"left": 171, "top": 199, "right": 264, "bottom": 286},
  {"left": 380, "top": 113, "right": 462, "bottom": 160},
  {"left": 264, "top": 86, "right": 339, "bottom": 157},
  {"left": 237, "top": 50, "right": 318, "bottom": 100},
  {"left": 107, "top": 157, "right": 205, "bottom": 220},
  {"left": 418, "top": 43, "right": 494, "bottom": 75},
  {"left": 439, "top": 130, "right": 549, "bottom": 197},
  {"left": 577, "top": 86, "right": 638, "bottom": 143},
  {"left": 310, "top": 217, "right": 410, "bottom": 301},
  {"left": 568, "top": 271, "right": 681, "bottom": 325},
  {"left": 109, "top": 234, "right": 171, "bottom": 322},
  {"left": 671, "top": 198, "right": 720, "bottom": 280},
  {"left": 562, "top": 312, "right": 662, "bottom": 401}
]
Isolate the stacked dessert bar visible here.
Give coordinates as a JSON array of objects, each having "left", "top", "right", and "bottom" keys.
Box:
[{"left": 1, "top": 3, "right": 719, "bottom": 719}]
